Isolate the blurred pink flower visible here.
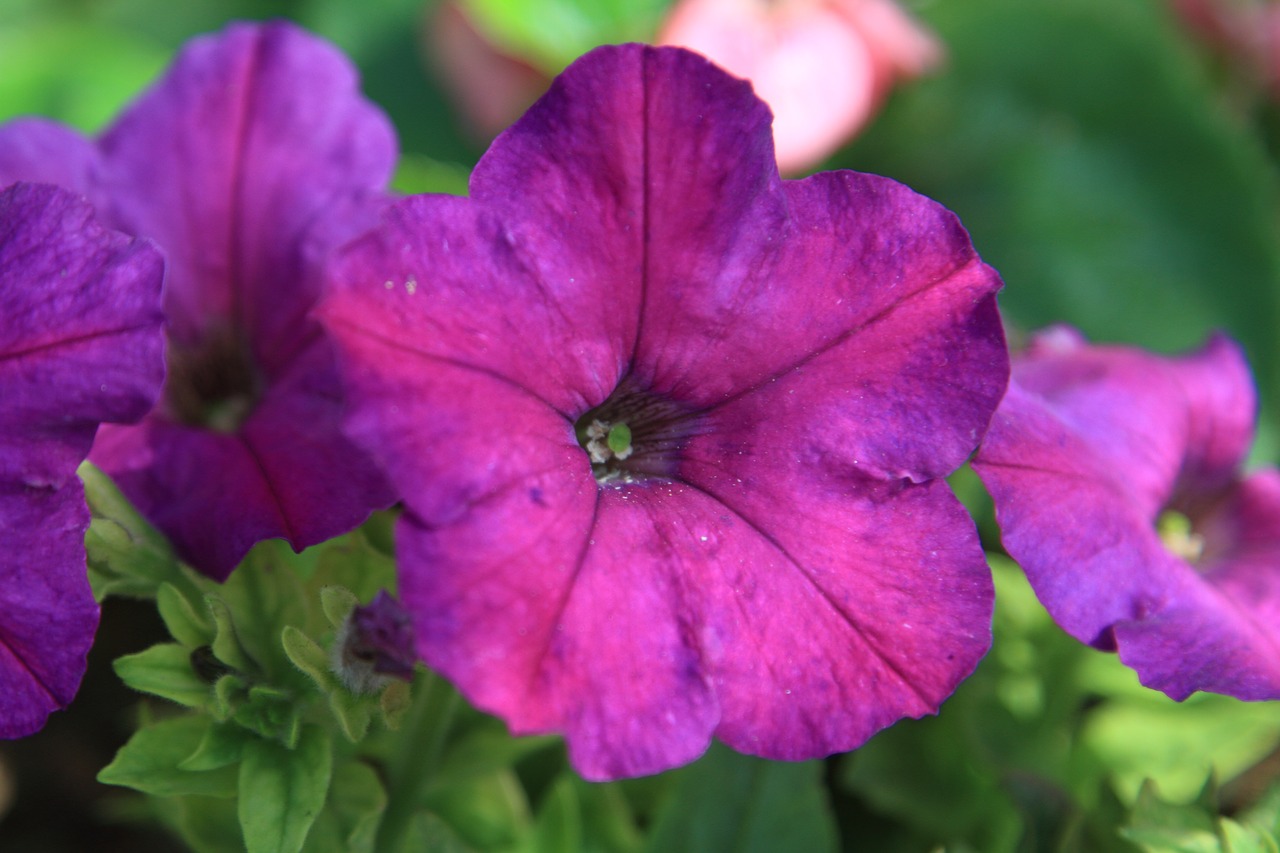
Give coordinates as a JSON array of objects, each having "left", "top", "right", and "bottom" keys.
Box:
[
  {"left": 1172, "top": 0, "right": 1280, "bottom": 98},
  {"left": 425, "top": 2, "right": 549, "bottom": 139},
  {"left": 658, "top": 0, "right": 942, "bottom": 172}
]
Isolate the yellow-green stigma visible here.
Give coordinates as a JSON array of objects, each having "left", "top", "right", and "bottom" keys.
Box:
[{"left": 1158, "top": 510, "right": 1205, "bottom": 563}]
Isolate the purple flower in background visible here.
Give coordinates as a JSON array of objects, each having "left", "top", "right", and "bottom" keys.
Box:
[
  {"left": 0, "top": 21, "right": 397, "bottom": 579},
  {"left": 0, "top": 182, "right": 164, "bottom": 737},
  {"left": 321, "top": 45, "right": 1007, "bottom": 779},
  {"left": 973, "top": 327, "right": 1280, "bottom": 700}
]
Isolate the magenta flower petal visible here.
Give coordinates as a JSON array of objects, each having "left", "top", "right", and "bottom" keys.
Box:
[
  {"left": 0, "top": 119, "right": 98, "bottom": 193},
  {"left": 1, "top": 22, "right": 398, "bottom": 576},
  {"left": 973, "top": 329, "right": 1280, "bottom": 700},
  {"left": 322, "top": 44, "right": 1005, "bottom": 778},
  {"left": 96, "top": 21, "right": 394, "bottom": 367},
  {"left": 0, "top": 183, "right": 165, "bottom": 483},
  {"left": 0, "top": 182, "right": 164, "bottom": 737}
]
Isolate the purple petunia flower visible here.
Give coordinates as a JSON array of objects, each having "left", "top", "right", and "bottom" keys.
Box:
[
  {"left": 0, "top": 21, "right": 397, "bottom": 579},
  {"left": 320, "top": 45, "right": 1008, "bottom": 780},
  {"left": 1, "top": 182, "right": 165, "bottom": 737},
  {"left": 973, "top": 326, "right": 1280, "bottom": 700}
]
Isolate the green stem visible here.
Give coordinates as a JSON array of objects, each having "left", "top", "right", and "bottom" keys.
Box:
[{"left": 374, "top": 671, "right": 461, "bottom": 853}]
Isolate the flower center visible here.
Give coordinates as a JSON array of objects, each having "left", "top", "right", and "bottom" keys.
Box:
[
  {"left": 164, "top": 327, "right": 262, "bottom": 433},
  {"left": 1157, "top": 509, "right": 1205, "bottom": 564},
  {"left": 573, "top": 381, "right": 700, "bottom": 486}
]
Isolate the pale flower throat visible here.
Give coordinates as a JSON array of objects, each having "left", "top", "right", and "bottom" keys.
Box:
[{"left": 573, "top": 381, "right": 701, "bottom": 487}]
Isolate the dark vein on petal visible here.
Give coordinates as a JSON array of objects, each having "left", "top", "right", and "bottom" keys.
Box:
[
  {"left": 325, "top": 316, "right": 570, "bottom": 419},
  {"left": 690, "top": 257, "right": 986, "bottom": 418},
  {"left": 238, "top": 430, "right": 300, "bottom": 545},
  {"left": 528, "top": 489, "right": 602, "bottom": 702},
  {"left": 0, "top": 631, "right": 62, "bottom": 705},
  {"left": 628, "top": 47, "right": 652, "bottom": 373},
  {"left": 408, "top": 460, "right": 579, "bottom": 535},
  {"left": 228, "top": 30, "right": 262, "bottom": 338},
  {"left": 675, "top": 477, "right": 936, "bottom": 709},
  {"left": 0, "top": 322, "right": 158, "bottom": 366}
]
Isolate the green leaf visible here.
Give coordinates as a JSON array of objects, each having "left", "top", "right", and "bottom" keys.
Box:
[
  {"left": 423, "top": 770, "right": 533, "bottom": 851},
  {"left": 319, "top": 586, "right": 359, "bottom": 631},
  {"left": 430, "top": 723, "right": 559, "bottom": 790},
  {"left": 1218, "top": 819, "right": 1279, "bottom": 853},
  {"left": 392, "top": 154, "right": 471, "bottom": 197},
  {"left": 158, "top": 582, "right": 214, "bottom": 648},
  {"left": 181, "top": 723, "right": 251, "bottom": 772},
  {"left": 239, "top": 725, "right": 334, "bottom": 853},
  {"left": 1122, "top": 779, "right": 1222, "bottom": 852},
  {"left": 644, "top": 743, "right": 837, "bottom": 853},
  {"left": 169, "top": 795, "right": 245, "bottom": 853},
  {"left": 282, "top": 625, "right": 338, "bottom": 692},
  {"left": 80, "top": 462, "right": 181, "bottom": 600},
  {"left": 207, "top": 595, "right": 258, "bottom": 673},
  {"left": 114, "top": 643, "right": 212, "bottom": 708},
  {"left": 299, "top": 761, "right": 388, "bottom": 853},
  {"left": 530, "top": 775, "right": 582, "bottom": 853},
  {"left": 457, "top": 0, "right": 670, "bottom": 73},
  {"left": 233, "top": 685, "right": 304, "bottom": 748},
  {"left": 328, "top": 687, "right": 374, "bottom": 743},
  {"left": 1081, "top": 688, "right": 1280, "bottom": 803},
  {"left": 99, "top": 715, "right": 238, "bottom": 798},
  {"left": 308, "top": 532, "right": 398, "bottom": 605}
]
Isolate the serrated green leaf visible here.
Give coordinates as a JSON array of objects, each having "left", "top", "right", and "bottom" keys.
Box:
[
  {"left": 158, "top": 582, "right": 214, "bottom": 648},
  {"left": 319, "top": 586, "right": 359, "bottom": 630},
  {"left": 207, "top": 595, "right": 258, "bottom": 673},
  {"left": 644, "top": 743, "right": 837, "bottom": 853},
  {"left": 239, "top": 725, "right": 334, "bottom": 853},
  {"left": 282, "top": 625, "right": 338, "bottom": 692},
  {"left": 114, "top": 643, "right": 212, "bottom": 708},
  {"left": 99, "top": 715, "right": 238, "bottom": 798},
  {"left": 181, "top": 723, "right": 250, "bottom": 772}
]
